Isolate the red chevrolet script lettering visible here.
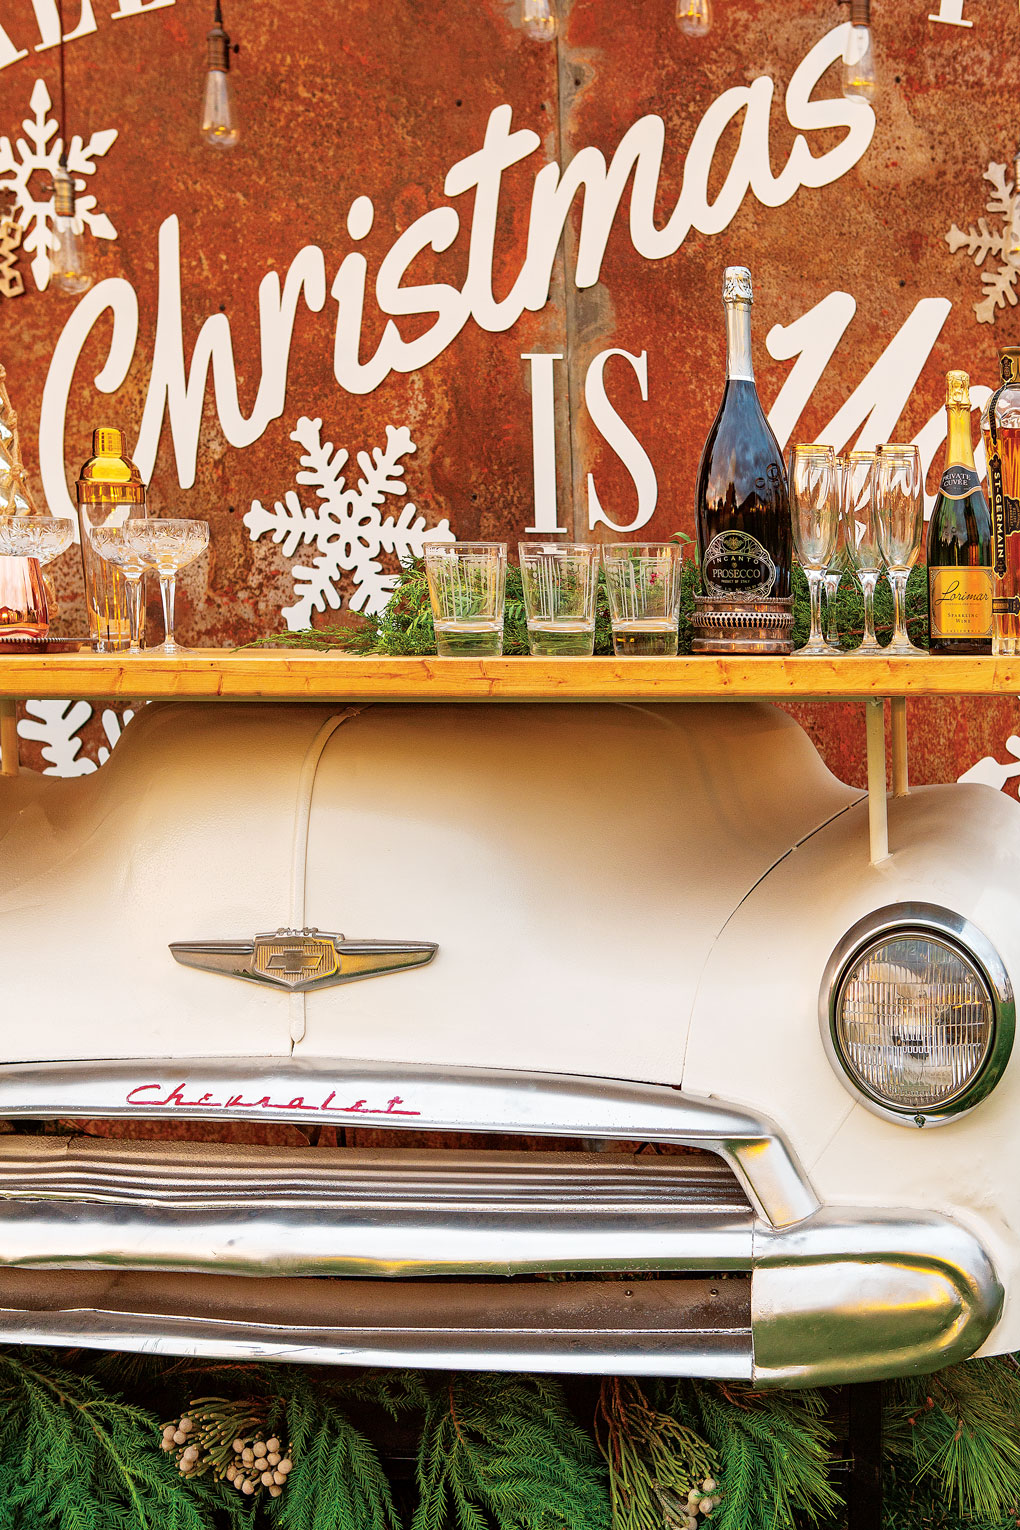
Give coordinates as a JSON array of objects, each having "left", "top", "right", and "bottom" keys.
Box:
[{"left": 125, "top": 1080, "right": 421, "bottom": 1116}]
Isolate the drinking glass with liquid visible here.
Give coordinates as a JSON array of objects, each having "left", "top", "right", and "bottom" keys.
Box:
[
  {"left": 423, "top": 542, "right": 507, "bottom": 657},
  {"left": 518, "top": 542, "right": 598, "bottom": 656},
  {"left": 601, "top": 543, "right": 683, "bottom": 656}
]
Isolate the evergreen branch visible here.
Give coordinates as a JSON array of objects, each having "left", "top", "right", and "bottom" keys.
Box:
[
  {"left": 687, "top": 1383, "right": 842, "bottom": 1530},
  {"left": 413, "top": 1372, "right": 610, "bottom": 1530},
  {"left": 887, "top": 1357, "right": 1020, "bottom": 1521},
  {"left": 595, "top": 1377, "right": 717, "bottom": 1530}
]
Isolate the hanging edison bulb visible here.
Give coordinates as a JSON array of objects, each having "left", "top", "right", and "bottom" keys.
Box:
[
  {"left": 841, "top": 0, "right": 877, "bottom": 101},
  {"left": 201, "top": 0, "right": 239, "bottom": 147},
  {"left": 521, "top": 0, "right": 557, "bottom": 42},
  {"left": 49, "top": 160, "right": 92, "bottom": 297},
  {"left": 676, "top": 0, "right": 711, "bottom": 35}
]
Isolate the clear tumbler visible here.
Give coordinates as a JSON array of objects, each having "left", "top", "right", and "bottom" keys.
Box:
[
  {"left": 601, "top": 543, "right": 683, "bottom": 656},
  {"left": 424, "top": 542, "right": 507, "bottom": 657},
  {"left": 518, "top": 542, "right": 598, "bottom": 656}
]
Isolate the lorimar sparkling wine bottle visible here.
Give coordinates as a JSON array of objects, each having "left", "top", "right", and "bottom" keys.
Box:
[
  {"left": 693, "top": 267, "right": 793, "bottom": 654},
  {"left": 981, "top": 346, "right": 1020, "bottom": 656},
  {"left": 927, "top": 371, "right": 992, "bottom": 655}
]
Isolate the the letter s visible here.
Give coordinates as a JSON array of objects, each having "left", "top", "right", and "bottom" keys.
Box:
[{"left": 586, "top": 348, "right": 658, "bottom": 534}]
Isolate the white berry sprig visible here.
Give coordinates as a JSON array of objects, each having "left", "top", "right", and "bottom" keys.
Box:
[
  {"left": 160, "top": 1398, "right": 294, "bottom": 1501},
  {"left": 658, "top": 1476, "right": 724, "bottom": 1528}
]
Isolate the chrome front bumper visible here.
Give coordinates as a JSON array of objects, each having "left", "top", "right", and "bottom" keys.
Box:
[{"left": 0, "top": 1057, "right": 1002, "bottom": 1385}]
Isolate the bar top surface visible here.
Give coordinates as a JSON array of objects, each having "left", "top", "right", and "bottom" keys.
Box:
[{"left": 0, "top": 650, "right": 1015, "bottom": 702}]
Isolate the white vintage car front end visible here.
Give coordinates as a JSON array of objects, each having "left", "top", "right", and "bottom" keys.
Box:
[{"left": 0, "top": 695, "right": 1016, "bottom": 1385}]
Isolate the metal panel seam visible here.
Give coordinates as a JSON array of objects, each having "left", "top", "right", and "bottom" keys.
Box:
[{"left": 288, "top": 707, "right": 367, "bottom": 1046}]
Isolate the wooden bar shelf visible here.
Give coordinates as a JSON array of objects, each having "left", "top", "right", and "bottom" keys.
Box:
[{"left": 0, "top": 649, "right": 1016, "bottom": 704}]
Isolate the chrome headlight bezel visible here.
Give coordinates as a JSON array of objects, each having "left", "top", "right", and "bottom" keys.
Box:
[{"left": 820, "top": 904, "right": 1015, "bottom": 1127}]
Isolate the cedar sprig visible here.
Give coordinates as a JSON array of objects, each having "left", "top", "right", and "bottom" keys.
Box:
[
  {"left": 412, "top": 1371, "right": 610, "bottom": 1530},
  {"left": 0, "top": 1346, "right": 237, "bottom": 1530},
  {"left": 595, "top": 1377, "right": 718, "bottom": 1530},
  {"left": 684, "top": 1383, "right": 842, "bottom": 1530},
  {"left": 267, "top": 1370, "right": 400, "bottom": 1530}
]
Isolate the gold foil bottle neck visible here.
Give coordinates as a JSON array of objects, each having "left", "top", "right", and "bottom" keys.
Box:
[
  {"left": 998, "top": 347, "right": 1020, "bottom": 386},
  {"left": 946, "top": 370, "right": 970, "bottom": 408},
  {"left": 75, "top": 427, "right": 145, "bottom": 505}
]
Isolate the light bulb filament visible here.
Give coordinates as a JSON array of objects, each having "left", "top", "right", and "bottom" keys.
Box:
[
  {"left": 521, "top": 0, "right": 557, "bottom": 42},
  {"left": 841, "top": 21, "right": 877, "bottom": 101}
]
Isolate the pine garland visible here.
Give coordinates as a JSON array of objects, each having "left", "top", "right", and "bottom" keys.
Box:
[
  {"left": 249, "top": 555, "right": 930, "bottom": 657},
  {"left": 3, "top": 1344, "right": 1020, "bottom": 1527},
  {"left": 885, "top": 1356, "right": 1020, "bottom": 1523}
]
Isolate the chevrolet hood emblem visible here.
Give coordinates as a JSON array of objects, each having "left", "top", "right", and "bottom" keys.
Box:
[{"left": 170, "top": 928, "right": 438, "bottom": 993}]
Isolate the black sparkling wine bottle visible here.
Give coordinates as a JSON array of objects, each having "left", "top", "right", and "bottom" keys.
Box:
[
  {"left": 694, "top": 267, "right": 792, "bottom": 653},
  {"left": 927, "top": 370, "right": 992, "bottom": 655}
]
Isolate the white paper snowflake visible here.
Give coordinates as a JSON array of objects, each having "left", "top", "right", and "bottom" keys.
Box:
[
  {"left": 244, "top": 417, "right": 453, "bottom": 630},
  {"left": 244, "top": 416, "right": 452, "bottom": 624},
  {"left": 0, "top": 79, "right": 118, "bottom": 292},
  {"left": 12, "top": 700, "right": 134, "bottom": 776},
  {"left": 945, "top": 162, "right": 1020, "bottom": 326}
]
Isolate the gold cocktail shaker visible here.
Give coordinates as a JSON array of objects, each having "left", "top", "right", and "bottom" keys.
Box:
[{"left": 75, "top": 428, "right": 146, "bottom": 651}]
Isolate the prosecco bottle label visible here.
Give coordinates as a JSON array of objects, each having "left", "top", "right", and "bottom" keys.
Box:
[
  {"left": 939, "top": 465, "right": 982, "bottom": 500},
  {"left": 702, "top": 530, "right": 777, "bottom": 598},
  {"left": 929, "top": 567, "right": 993, "bottom": 639}
]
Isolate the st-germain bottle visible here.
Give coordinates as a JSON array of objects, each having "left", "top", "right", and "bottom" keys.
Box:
[
  {"left": 927, "top": 371, "right": 992, "bottom": 655},
  {"left": 694, "top": 266, "right": 792, "bottom": 654},
  {"left": 980, "top": 347, "right": 1020, "bottom": 657}
]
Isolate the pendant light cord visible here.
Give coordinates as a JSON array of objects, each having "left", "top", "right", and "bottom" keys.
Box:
[{"left": 56, "top": 0, "right": 68, "bottom": 169}]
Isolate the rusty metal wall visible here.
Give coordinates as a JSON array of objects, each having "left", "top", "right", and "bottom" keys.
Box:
[{"left": 0, "top": 0, "right": 1018, "bottom": 790}]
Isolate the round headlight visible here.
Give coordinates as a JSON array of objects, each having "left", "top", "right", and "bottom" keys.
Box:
[{"left": 822, "top": 906, "right": 1014, "bottom": 1124}]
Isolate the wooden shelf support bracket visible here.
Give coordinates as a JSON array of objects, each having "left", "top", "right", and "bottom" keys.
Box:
[
  {"left": 890, "top": 696, "right": 909, "bottom": 797},
  {"left": 865, "top": 698, "right": 889, "bottom": 865},
  {"left": 0, "top": 698, "right": 19, "bottom": 776}
]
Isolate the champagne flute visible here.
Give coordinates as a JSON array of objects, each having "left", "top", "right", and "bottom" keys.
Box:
[
  {"left": 126, "top": 519, "right": 209, "bottom": 655},
  {"left": 789, "top": 443, "right": 837, "bottom": 656},
  {"left": 875, "top": 444, "right": 923, "bottom": 656},
  {"left": 823, "top": 456, "right": 850, "bottom": 648},
  {"left": 90, "top": 525, "right": 148, "bottom": 654},
  {"left": 843, "top": 451, "right": 884, "bottom": 654}
]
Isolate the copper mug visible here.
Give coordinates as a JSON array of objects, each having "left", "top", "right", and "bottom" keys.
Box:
[{"left": 0, "top": 555, "right": 48, "bottom": 641}]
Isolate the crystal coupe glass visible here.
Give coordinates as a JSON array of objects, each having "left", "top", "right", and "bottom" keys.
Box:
[
  {"left": 126, "top": 519, "right": 209, "bottom": 655},
  {"left": 789, "top": 444, "right": 837, "bottom": 656},
  {"left": 0, "top": 515, "right": 74, "bottom": 565},
  {"left": 0, "top": 517, "right": 74, "bottom": 640},
  {"left": 90, "top": 525, "right": 148, "bottom": 654}
]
